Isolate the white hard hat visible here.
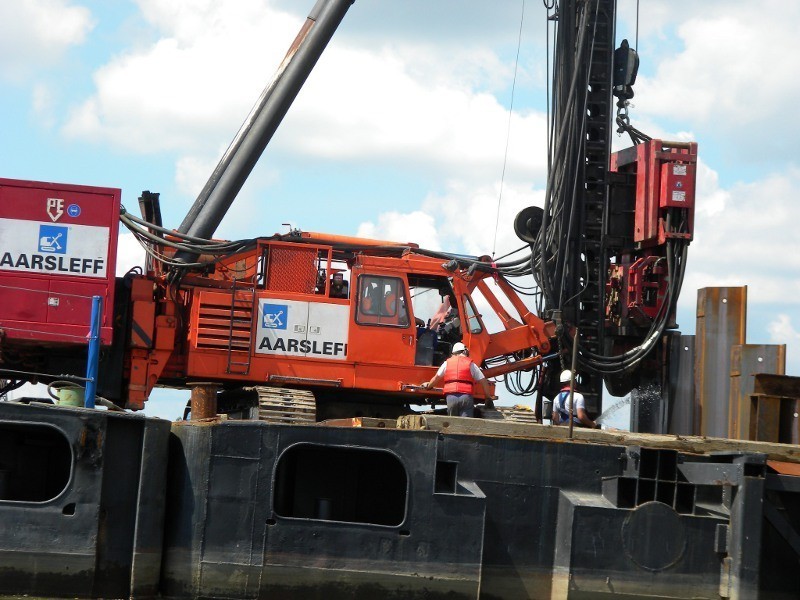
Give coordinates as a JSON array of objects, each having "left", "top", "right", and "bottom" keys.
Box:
[
  {"left": 559, "top": 369, "right": 573, "bottom": 383},
  {"left": 452, "top": 342, "right": 467, "bottom": 354}
]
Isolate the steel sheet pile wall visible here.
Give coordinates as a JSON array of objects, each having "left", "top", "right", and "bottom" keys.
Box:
[
  {"left": 730, "top": 345, "right": 786, "bottom": 440},
  {"left": 695, "top": 287, "right": 747, "bottom": 437}
]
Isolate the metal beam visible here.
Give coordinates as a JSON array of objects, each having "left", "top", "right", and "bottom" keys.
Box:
[
  {"left": 695, "top": 287, "right": 747, "bottom": 438},
  {"left": 668, "top": 334, "right": 695, "bottom": 435},
  {"left": 729, "top": 344, "right": 786, "bottom": 439}
]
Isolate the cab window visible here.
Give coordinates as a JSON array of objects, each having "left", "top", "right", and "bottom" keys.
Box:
[
  {"left": 463, "top": 294, "right": 483, "bottom": 334},
  {"left": 357, "top": 275, "right": 409, "bottom": 327}
]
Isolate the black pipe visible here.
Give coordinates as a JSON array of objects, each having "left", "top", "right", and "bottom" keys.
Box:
[{"left": 177, "top": 0, "right": 355, "bottom": 245}]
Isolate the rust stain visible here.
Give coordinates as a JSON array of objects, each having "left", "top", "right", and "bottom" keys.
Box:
[{"left": 768, "top": 460, "right": 800, "bottom": 476}]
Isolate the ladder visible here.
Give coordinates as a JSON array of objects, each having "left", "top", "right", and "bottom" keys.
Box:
[{"left": 226, "top": 278, "right": 256, "bottom": 375}]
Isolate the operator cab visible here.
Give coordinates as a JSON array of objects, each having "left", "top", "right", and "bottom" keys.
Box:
[{"left": 406, "top": 275, "right": 465, "bottom": 367}]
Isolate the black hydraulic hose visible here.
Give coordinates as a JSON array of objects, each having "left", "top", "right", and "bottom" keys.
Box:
[{"left": 536, "top": 4, "right": 591, "bottom": 303}]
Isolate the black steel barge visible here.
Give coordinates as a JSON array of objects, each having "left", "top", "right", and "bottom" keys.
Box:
[{"left": 1, "top": 401, "right": 799, "bottom": 599}]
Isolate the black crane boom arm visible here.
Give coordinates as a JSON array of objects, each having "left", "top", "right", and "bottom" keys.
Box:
[{"left": 178, "top": 0, "right": 355, "bottom": 242}]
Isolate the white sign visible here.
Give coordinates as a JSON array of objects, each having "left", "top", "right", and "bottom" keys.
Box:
[
  {"left": 0, "top": 218, "right": 110, "bottom": 278},
  {"left": 255, "top": 298, "right": 349, "bottom": 360}
]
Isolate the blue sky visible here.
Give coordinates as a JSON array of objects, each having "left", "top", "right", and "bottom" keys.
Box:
[{"left": 2, "top": 0, "right": 799, "bottom": 421}]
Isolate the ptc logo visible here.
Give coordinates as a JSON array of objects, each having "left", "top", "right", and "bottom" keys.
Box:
[
  {"left": 262, "top": 303, "right": 287, "bottom": 330},
  {"left": 46, "top": 198, "right": 64, "bottom": 222},
  {"left": 38, "top": 225, "right": 68, "bottom": 254}
]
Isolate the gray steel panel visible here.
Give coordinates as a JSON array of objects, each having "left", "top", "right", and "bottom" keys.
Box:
[
  {"left": 695, "top": 287, "right": 747, "bottom": 438},
  {"left": 668, "top": 334, "right": 696, "bottom": 435}
]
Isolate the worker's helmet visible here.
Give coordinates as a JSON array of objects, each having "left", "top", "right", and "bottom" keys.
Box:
[
  {"left": 452, "top": 342, "right": 467, "bottom": 355},
  {"left": 559, "top": 369, "right": 573, "bottom": 384}
]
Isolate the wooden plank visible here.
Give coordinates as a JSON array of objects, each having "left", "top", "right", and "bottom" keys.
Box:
[
  {"left": 397, "top": 414, "right": 800, "bottom": 464},
  {"left": 319, "top": 417, "right": 396, "bottom": 429},
  {"left": 495, "top": 407, "right": 539, "bottom": 424}
]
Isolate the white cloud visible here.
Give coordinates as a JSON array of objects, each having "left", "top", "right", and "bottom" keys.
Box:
[
  {"left": 693, "top": 159, "right": 729, "bottom": 217},
  {"left": 0, "top": 0, "right": 94, "bottom": 81},
  {"left": 768, "top": 314, "right": 800, "bottom": 377},
  {"left": 356, "top": 178, "right": 544, "bottom": 260},
  {"left": 63, "top": 1, "right": 300, "bottom": 152},
  {"left": 356, "top": 210, "right": 440, "bottom": 249},
  {"left": 175, "top": 154, "right": 219, "bottom": 198},
  {"left": 116, "top": 232, "right": 146, "bottom": 276},
  {"left": 422, "top": 180, "right": 544, "bottom": 257},
  {"left": 62, "top": 0, "right": 547, "bottom": 194},
  {"left": 635, "top": 2, "right": 800, "bottom": 158},
  {"left": 678, "top": 165, "right": 800, "bottom": 315},
  {"left": 769, "top": 314, "right": 800, "bottom": 346}
]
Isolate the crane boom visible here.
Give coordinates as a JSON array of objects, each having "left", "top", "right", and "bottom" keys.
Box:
[{"left": 177, "top": 0, "right": 355, "bottom": 244}]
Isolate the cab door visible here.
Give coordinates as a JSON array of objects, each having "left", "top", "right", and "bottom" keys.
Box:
[{"left": 347, "top": 270, "right": 416, "bottom": 377}]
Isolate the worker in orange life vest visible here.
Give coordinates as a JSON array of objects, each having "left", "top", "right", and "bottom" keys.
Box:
[{"left": 419, "top": 342, "right": 496, "bottom": 417}]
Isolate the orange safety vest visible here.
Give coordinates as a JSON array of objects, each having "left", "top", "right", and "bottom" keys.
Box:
[{"left": 443, "top": 355, "right": 475, "bottom": 395}]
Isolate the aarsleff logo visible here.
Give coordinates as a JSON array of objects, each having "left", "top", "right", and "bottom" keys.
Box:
[
  {"left": 262, "top": 303, "right": 287, "bottom": 330},
  {"left": 0, "top": 217, "right": 109, "bottom": 278},
  {"left": 255, "top": 298, "right": 349, "bottom": 360},
  {"left": 38, "top": 225, "right": 68, "bottom": 254}
]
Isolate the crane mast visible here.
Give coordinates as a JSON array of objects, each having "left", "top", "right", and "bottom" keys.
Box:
[
  {"left": 528, "top": 0, "right": 696, "bottom": 427},
  {"left": 534, "top": 0, "right": 617, "bottom": 412}
]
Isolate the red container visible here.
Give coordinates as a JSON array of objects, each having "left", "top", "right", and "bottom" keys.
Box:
[{"left": 0, "top": 178, "right": 120, "bottom": 346}]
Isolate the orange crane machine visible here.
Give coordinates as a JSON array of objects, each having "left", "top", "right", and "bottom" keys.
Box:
[{"left": 0, "top": 0, "right": 695, "bottom": 426}]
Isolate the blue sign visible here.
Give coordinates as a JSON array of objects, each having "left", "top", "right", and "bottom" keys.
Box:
[
  {"left": 262, "top": 303, "right": 287, "bottom": 329},
  {"left": 38, "top": 225, "right": 68, "bottom": 254},
  {"left": 67, "top": 204, "right": 81, "bottom": 217}
]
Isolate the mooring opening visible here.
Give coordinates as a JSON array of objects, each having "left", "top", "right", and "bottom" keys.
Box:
[
  {"left": 274, "top": 444, "right": 407, "bottom": 526},
  {"left": 0, "top": 423, "right": 72, "bottom": 502}
]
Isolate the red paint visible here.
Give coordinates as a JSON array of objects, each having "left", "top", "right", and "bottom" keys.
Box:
[{"left": 0, "top": 178, "right": 120, "bottom": 345}]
